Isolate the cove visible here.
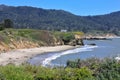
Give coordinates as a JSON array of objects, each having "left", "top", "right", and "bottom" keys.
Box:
[{"left": 28, "top": 38, "right": 120, "bottom": 66}]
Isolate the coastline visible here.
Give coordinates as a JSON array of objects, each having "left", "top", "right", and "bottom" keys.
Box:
[{"left": 0, "top": 45, "right": 77, "bottom": 66}]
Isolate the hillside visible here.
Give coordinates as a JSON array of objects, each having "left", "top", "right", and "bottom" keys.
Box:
[
  {"left": 0, "top": 5, "right": 120, "bottom": 34},
  {"left": 0, "top": 29, "right": 62, "bottom": 52},
  {"left": 0, "top": 29, "right": 83, "bottom": 52}
]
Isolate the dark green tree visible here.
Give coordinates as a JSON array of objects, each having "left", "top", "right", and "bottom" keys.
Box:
[
  {"left": 4, "top": 19, "right": 13, "bottom": 28},
  {"left": 0, "top": 23, "right": 4, "bottom": 31}
]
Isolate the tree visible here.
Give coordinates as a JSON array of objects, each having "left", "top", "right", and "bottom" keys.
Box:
[
  {"left": 4, "top": 19, "right": 13, "bottom": 28},
  {"left": 0, "top": 23, "right": 4, "bottom": 31}
]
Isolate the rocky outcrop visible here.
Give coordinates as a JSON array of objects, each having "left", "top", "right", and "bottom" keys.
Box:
[
  {"left": 76, "top": 39, "right": 84, "bottom": 45},
  {"left": 68, "top": 34, "right": 84, "bottom": 46},
  {"left": 54, "top": 38, "right": 64, "bottom": 46},
  {"left": 68, "top": 39, "right": 84, "bottom": 46},
  {"left": 61, "top": 34, "right": 84, "bottom": 46},
  {"left": 88, "top": 43, "right": 96, "bottom": 46},
  {"left": 83, "top": 37, "right": 108, "bottom": 40},
  {"left": 83, "top": 33, "right": 117, "bottom": 40}
]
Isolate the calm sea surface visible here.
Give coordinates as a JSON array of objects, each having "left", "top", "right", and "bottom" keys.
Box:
[{"left": 28, "top": 38, "right": 120, "bottom": 66}]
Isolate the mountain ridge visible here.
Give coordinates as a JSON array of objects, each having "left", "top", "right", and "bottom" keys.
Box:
[{"left": 0, "top": 5, "right": 120, "bottom": 34}]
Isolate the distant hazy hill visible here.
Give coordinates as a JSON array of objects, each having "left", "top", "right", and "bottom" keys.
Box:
[{"left": 0, "top": 5, "right": 120, "bottom": 34}]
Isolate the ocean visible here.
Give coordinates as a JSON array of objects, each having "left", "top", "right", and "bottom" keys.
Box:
[{"left": 28, "top": 38, "right": 120, "bottom": 66}]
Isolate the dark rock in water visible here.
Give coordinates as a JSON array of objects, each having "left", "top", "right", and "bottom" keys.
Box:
[
  {"left": 87, "top": 38, "right": 107, "bottom": 40},
  {"left": 83, "top": 37, "right": 112, "bottom": 40},
  {"left": 88, "top": 43, "right": 96, "bottom": 46}
]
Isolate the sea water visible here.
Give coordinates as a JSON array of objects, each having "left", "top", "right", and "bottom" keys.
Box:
[{"left": 28, "top": 38, "right": 120, "bottom": 66}]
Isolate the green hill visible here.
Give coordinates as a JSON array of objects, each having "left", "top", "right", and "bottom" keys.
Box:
[
  {"left": 0, "top": 29, "right": 61, "bottom": 52},
  {"left": 0, "top": 29, "right": 83, "bottom": 52},
  {"left": 0, "top": 5, "right": 120, "bottom": 34}
]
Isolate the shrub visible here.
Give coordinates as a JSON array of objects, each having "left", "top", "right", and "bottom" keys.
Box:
[{"left": 0, "top": 24, "right": 4, "bottom": 31}]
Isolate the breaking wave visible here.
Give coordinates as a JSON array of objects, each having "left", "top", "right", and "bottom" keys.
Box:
[{"left": 42, "top": 45, "right": 98, "bottom": 66}]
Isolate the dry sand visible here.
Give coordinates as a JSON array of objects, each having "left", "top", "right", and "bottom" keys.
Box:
[{"left": 0, "top": 45, "right": 75, "bottom": 66}]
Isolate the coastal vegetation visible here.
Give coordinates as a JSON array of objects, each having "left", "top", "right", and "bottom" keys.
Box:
[
  {"left": 0, "top": 58, "right": 119, "bottom": 80},
  {"left": 0, "top": 28, "right": 83, "bottom": 52},
  {"left": 0, "top": 4, "right": 120, "bottom": 80},
  {"left": 0, "top": 29, "right": 56, "bottom": 52}
]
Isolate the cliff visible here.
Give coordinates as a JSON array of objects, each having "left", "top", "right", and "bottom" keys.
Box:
[
  {"left": 0, "top": 29, "right": 63, "bottom": 52},
  {"left": 0, "top": 29, "right": 84, "bottom": 52}
]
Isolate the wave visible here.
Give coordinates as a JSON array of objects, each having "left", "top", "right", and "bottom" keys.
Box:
[{"left": 42, "top": 45, "right": 98, "bottom": 66}]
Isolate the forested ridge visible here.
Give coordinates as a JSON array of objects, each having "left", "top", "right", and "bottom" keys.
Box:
[{"left": 0, "top": 5, "right": 120, "bottom": 34}]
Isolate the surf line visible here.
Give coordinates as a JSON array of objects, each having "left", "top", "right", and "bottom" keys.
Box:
[{"left": 42, "top": 45, "right": 98, "bottom": 66}]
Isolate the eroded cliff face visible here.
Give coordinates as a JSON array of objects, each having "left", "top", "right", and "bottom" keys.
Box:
[
  {"left": 0, "top": 29, "right": 84, "bottom": 52},
  {"left": 0, "top": 37, "right": 64, "bottom": 53},
  {"left": 0, "top": 40, "right": 39, "bottom": 52},
  {"left": 0, "top": 29, "right": 64, "bottom": 52}
]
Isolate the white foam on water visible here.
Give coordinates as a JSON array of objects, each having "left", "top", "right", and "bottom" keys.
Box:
[
  {"left": 42, "top": 45, "right": 98, "bottom": 66},
  {"left": 115, "top": 54, "right": 120, "bottom": 61}
]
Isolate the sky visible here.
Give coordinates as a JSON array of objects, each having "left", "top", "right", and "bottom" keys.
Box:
[{"left": 0, "top": 0, "right": 120, "bottom": 16}]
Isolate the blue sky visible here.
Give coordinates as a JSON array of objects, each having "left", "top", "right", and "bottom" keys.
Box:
[{"left": 0, "top": 0, "right": 120, "bottom": 16}]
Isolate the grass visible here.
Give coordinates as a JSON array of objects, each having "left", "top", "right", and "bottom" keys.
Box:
[
  {"left": 0, "top": 29, "right": 59, "bottom": 47},
  {"left": 0, "top": 29, "right": 84, "bottom": 43},
  {"left": 0, "top": 29, "right": 84, "bottom": 49}
]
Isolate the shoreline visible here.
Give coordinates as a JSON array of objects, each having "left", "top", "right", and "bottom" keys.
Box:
[{"left": 0, "top": 45, "right": 77, "bottom": 66}]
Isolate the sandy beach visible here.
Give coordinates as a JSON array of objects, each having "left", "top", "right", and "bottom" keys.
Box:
[{"left": 0, "top": 45, "right": 75, "bottom": 66}]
